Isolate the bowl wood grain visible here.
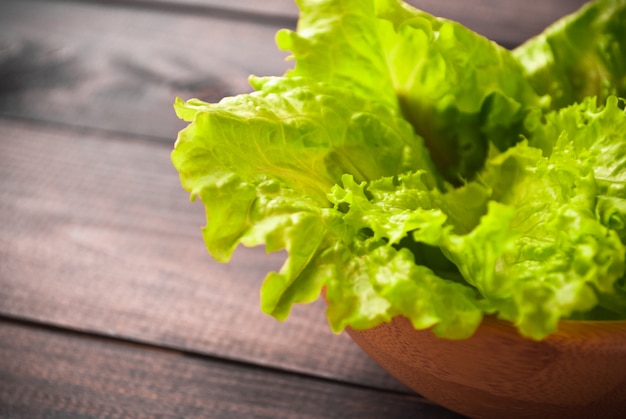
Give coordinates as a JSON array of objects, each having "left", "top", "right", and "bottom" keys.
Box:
[{"left": 347, "top": 316, "right": 626, "bottom": 418}]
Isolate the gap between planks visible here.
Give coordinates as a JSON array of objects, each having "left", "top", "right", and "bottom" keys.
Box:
[
  {"left": 0, "top": 315, "right": 463, "bottom": 419},
  {"left": 0, "top": 313, "right": 431, "bottom": 401},
  {"left": 54, "top": 0, "right": 298, "bottom": 28}
]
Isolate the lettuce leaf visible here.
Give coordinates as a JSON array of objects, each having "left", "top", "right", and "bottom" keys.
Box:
[
  {"left": 448, "top": 139, "right": 625, "bottom": 338},
  {"left": 172, "top": 0, "right": 626, "bottom": 340},
  {"left": 528, "top": 96, "right": 626, "bottom": 321},
  {"left": 513, "top": 0, "right": 626, "bottom": 110},
  {"left": 278, "top": 0, "right": 542, "bottom": 182},
  {"left": 324, "top": 173, "right": 488, "bottom": 338},
  {"left": 172, "top": 75, "right": 439, "bottom": 318}
]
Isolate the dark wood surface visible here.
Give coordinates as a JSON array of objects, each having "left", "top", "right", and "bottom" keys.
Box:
[{"left": 0, "top": 0, "right": 589, "bottom": 417}]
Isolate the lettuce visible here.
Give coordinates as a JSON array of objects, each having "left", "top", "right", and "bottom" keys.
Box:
[
  {"left": 277, "top": 0, "right": 542, "bottom": 182},
  {"left": 172, "top": 0, "right": 626, "bottom": 340},
  {"left": 513, "top": 0, "right": 626, "bottom": 110}
]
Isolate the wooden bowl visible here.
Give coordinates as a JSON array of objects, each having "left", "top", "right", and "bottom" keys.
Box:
[{"left": 347, "top": 316, "right": 626, "bottom": 418}]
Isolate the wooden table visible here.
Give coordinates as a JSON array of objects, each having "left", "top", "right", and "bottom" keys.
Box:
[{"left": 0, "top": 0, "right": 588, "bottom": 417}]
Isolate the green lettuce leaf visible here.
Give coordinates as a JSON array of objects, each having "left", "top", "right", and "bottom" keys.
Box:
[
  {"left": 513, "top": 0, "right": 626, "bottom": 110},
  {"left": 278, "top": 0, "right": 541, "bottom": 182},
  {"left": 527, "top": 96, "right": 626, "bottom": 321},
  {"left": 323, "top": 173, "right": 487, "bottom": 338},
  {"left": 172, "top": 75, "right": 437, "bottom": 319},
  {"left": 529, "top": 96, "right": 626, "bottom": 201},
  {"left": 172, "top": 0, "right": 626, "bottom": 341},
  {"left": 444, "top": 139, "right": 626, "bottom": 338}
]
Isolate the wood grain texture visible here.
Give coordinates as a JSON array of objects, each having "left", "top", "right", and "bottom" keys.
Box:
[
  {"left": 0, "top": 319, "right": 464, "bottom": 418},
  {"left": 0, "top": 0, "right": 293, "bottom": 141},
  {"left": 100, "top": 0, "right": 300, "bottom": 19},
  {"left": 348, "top": 316, "right": 626, "bottom": 418},
  {"left": 0, "top": 117, "right": 412, "bottom": 393}
]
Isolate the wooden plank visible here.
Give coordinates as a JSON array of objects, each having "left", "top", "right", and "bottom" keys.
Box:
[
  {"left": 0, "top": 0, "right": 587, "bottom": 142},
  {"left": 0, "top": 117, "right": 413, "bottom": 393},
  {"left": 0, "top": 0, "right": 293, "bottom": 141},
  {"left": 0, "top": 319, "right": 464, "bottom": 418},
  {"left": 83, "top": 0, "right": 300, "bottom": 20}
]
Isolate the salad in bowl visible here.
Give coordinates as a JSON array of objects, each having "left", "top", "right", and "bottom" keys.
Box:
[{"left": 172, "top": 0, "right": 626, "bottom": 416}]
